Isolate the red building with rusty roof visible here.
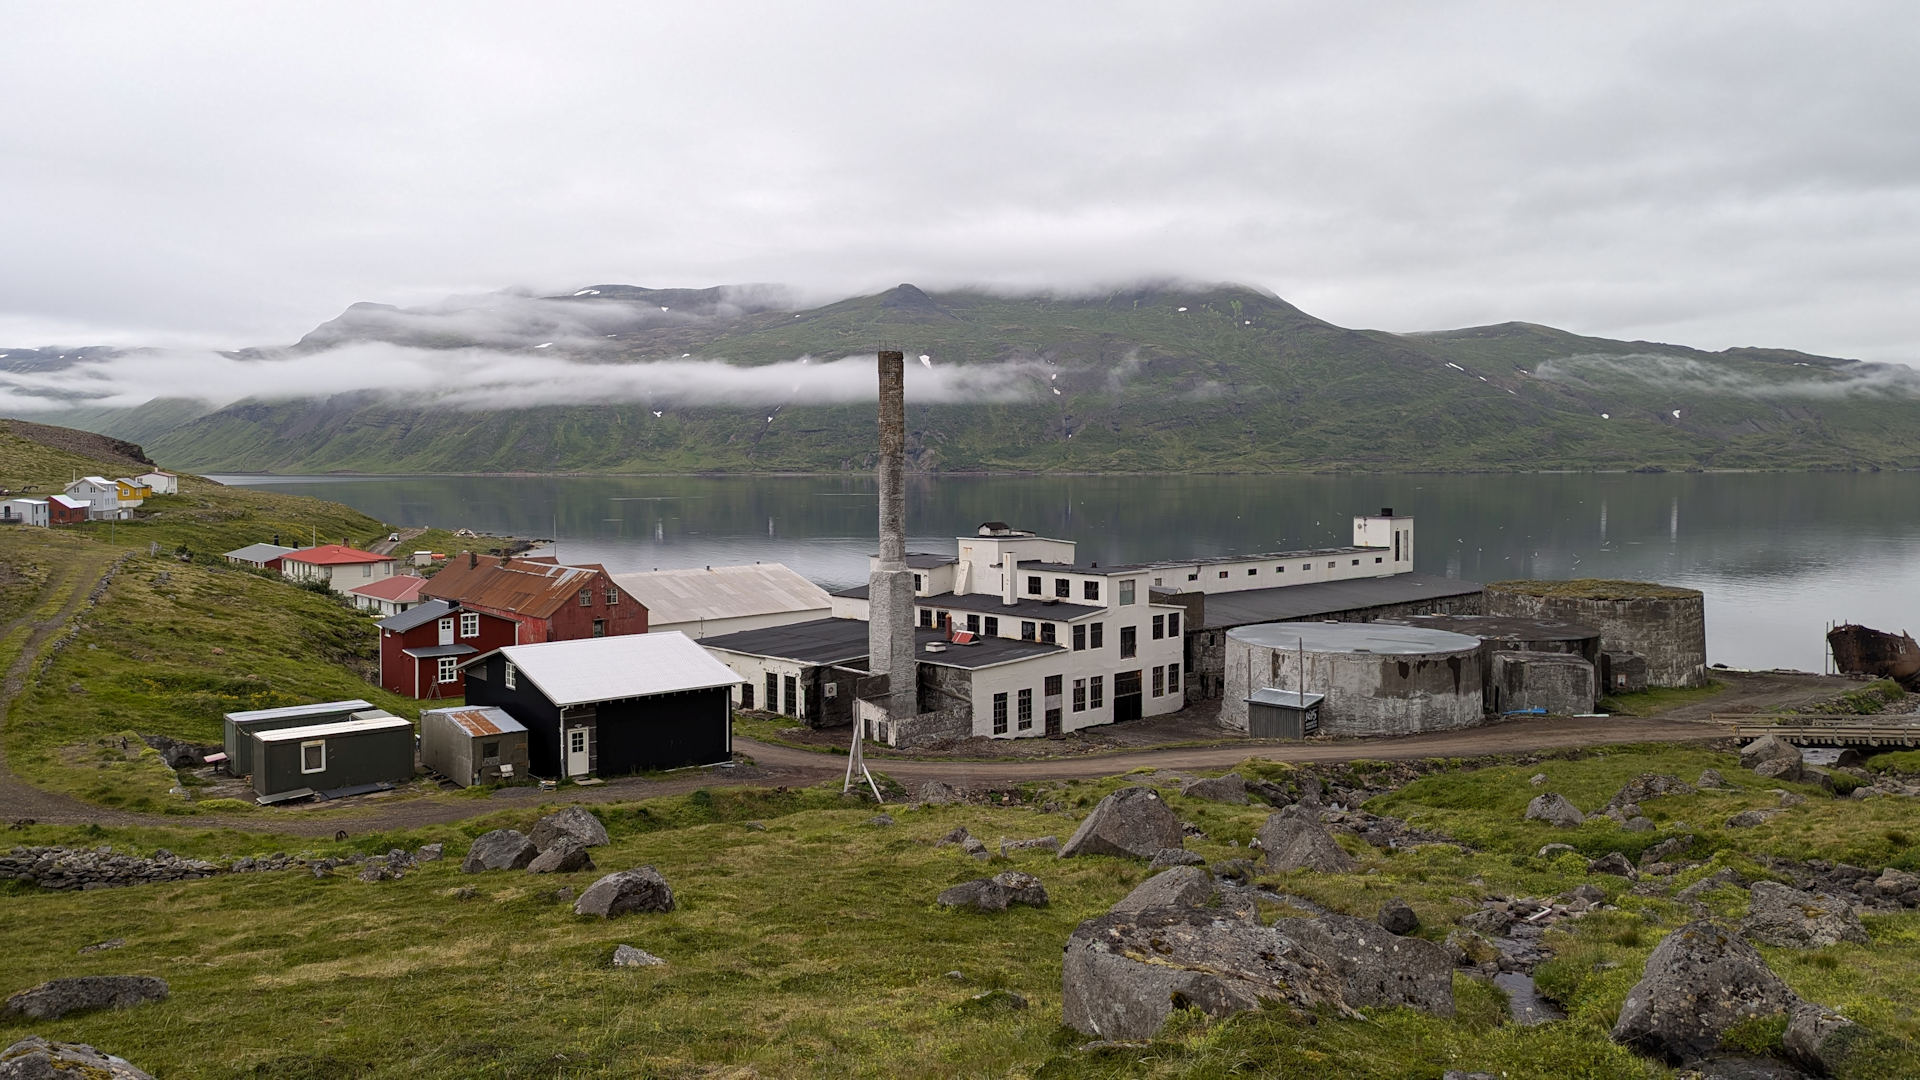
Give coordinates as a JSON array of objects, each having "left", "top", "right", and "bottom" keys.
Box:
[
  {"left": 421, "top": 553, "right": 647, "bottom": 644},
  {"left": 375, "top": 598, "right": 520, "bottom": 699}
]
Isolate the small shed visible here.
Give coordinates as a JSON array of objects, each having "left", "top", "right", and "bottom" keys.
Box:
[
  {"left": 223, "top": 699, "right": 373, "bottom": 777},
  {"left": 420, "top": 706, "right": 529, "bottom": 787},
  {"left": 249, "top": 713, "right": 416, "bottom": 800},
  {"left": 1244, "top": 688, "right": 1324, "bottom": 739}
]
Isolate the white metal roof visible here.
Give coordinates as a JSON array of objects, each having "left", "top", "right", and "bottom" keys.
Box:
[
  {"left": 253, "top": 715, "right": 412, "bottom": 742},
  {"left": 495, "top": 632, "right": 745, "bottom": 706},
  {"left": 225, "top": 699, "right": 373, "bottom": 725},
  {"left": 611, "top": 563, "right": 831, "bottom": 627}
]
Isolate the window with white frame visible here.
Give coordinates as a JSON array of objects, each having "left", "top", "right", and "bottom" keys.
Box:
[
  {"left": 606, "top": 586, "right": 619, "bottom": 604},
  {"left": 460, "top": 612, "right": 479, "bottom": 638},
  {"left": 1119, "top": 579, "right": 1136, "bottom": 604},
  {"left": 438, "top": 657, "right": 458, "bottom": 683},
  {"left": 504, "top": 662, "right": 516, "bottom": 689},
  {"left": 579, "top": 587, "right": 593, "bottom": 606},
  {"left": 300, "top": 740, "right": 326, "bottom": 774}
]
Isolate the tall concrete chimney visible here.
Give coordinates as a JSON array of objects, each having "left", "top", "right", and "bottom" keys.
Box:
[{"left": 868, "top": 350, "right": 918, "bottom": 722}]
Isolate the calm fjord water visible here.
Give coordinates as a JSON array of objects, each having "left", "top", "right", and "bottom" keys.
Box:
[{"left": 216, "top": 472, "right": 1920, "bottom": 674}]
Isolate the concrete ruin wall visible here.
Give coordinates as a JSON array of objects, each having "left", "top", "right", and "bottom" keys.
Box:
[
  {"left": 1489, "top": 650, "right": 1596, "bottom": 716},
  {"left": 1185, "top": 590, "right": 1484, "bottom": 705},
  {"left": 1484, "top": 587, "right": 1706, "bottom": 688},
  {"left": 1221, "top": 635, "right": 1483, "bottom": 737}
]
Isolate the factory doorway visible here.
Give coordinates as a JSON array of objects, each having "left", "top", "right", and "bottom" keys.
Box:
[{"left": 1113, "top": 670, "right": 1143, "bottom": 722}]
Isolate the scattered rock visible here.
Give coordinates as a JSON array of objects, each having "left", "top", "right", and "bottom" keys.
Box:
[
  {"left": 1296, "top": 772, "right": 1324, "bottom": 806},
  {"left": 1589, "top": 852, "right": 1637, "bottom": 878},
  {"left": 962, "top": 989, "right": 1028, "bottom": 1011},
  {"left": 867, "top": 814, "right": 894, "bottom": 827},
  {"left": 1460, "top": 908, "right": 1513, "bottom": 937},
  {"left": 1524, "top": 792, "right": 1586, "bottom": 828},
  {"left": 357, "top": 865, "right": 393, "bottom": 883},
  {"left": 1784, "top": 1000, "right": 1862, "bottom": 1076},
  {"left": 1529, "top": 773, "right": 1548, "bottom": 786},
  {"left": 526, "top": 838, "right": 595, "bottom": 875},
  {"left": 1568, "top": 883, "right": 1606, "bottom": 905},
  {"left": 2, "top": 976, "right": 169, "bottom": 1021},
  {"left": 1697, "top": 768, "right": 1726, "bottom": 788},
  {"left": 1377, "top": 898, "right": 1418, "bottom": 935},
  {"left": 1611, "top": 920, "right": 1798, "bottom": 1064},
  {"left": 76, "top": 938, "right": 126, "bottom": 955},
  {"left": 1443, "top": 1073, "right": 1499, "bottom": 1080},
  {"left": 0, "top": 1036, "right": 155, "bottom": 1079},
  {"left": 1776, "top": 790, "right": 1806, "bottom": 809},
  {"left": 1109, "top": 866, "right": 1225, "bottom": 916},
  {"left": 1740, "top": 735, "right": 1803, "bottom": 773},
  {"left": 916, "top": 781, "right": 962, "bottom": 805},
  {"left": 935, "top": 827, "right": 971, "bottom": 847},
  {"left": 1752, "top": 758, "right": 1803, "bottom": 783},
  {"left": 1257, "top": 808, "right": 1357, "bottom": 873},
  {"left": 415, "top": 843, "right": 444, "bottom": 862},
  {"left": 1639, "top": 835, "right": 1695, "bottom": 867},
  {"left": 1740, "top": 881, "right": 1868, "bottom": 948},
  {"left": 461, "top": 829, "right": 539, "bottom": 873},
  {"left": 1212, "top": 858, "right": 1256, "bottom": 885},
  {"left": 450, "top": 886, "right": 477, "bottom": 900},
  {"left": 960, "top": 837, "right": 990, "bottom": 860},
  {"left": 943, "top": 970, "right": 966, "bottom": 982},
  {"left": 1875, "top": 868, "right": 1919, "bottom": 902},
  {"left": 937, "top": 870, "right": 1049, "bottom": 912},
  {"left": 611, "top": 944, "right": 666, "bottom": 968},
  {"left": 743, "top": 821, "right": 767, "bottom": 831},
  {"left": 529, "top": 806, "right": 609, "bottom": 852},
  {"left": 1059, "top": 787, "right": 1183, "bottom": 860},
  {"left": 1000, "top": 836, "right": 1059, "bottom": 856},
  {"left": 1537, "top": 842, "right": 1575, "bottom": 858},
  {"left": 1726, "top": 810, "right": 1773, "bottom": 829},
  {"left": 1147, "top": 847, "right": 1204, "bottom": 872},
  {"left": 1245, "top": 779, "right": 1293, "bottom": 807},
  {"left": 1276, "top": 914, "right": 1454, "bottom": 1015},
  {"left": 1179, "top": 774, "right": 1248, "bottom": 804},
  {"left": 1676, "top": 868, "right": 1747, "bottom": 903},
  {"left": 1609, "top": 773, "right": 1696, "bottom": 811},
  {"left": 573, "top": 866, "right": 675, "bottom": 917},
  {"left": 1625, "top": 817, "right": 1655, "bottom": 832}
]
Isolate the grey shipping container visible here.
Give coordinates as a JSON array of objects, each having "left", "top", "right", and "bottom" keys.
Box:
[
  {"left": 1245, "top": 688, "right": 1323, "bottom": 740},
  {"left": 419, "top": 706, "right": 530, "bottom": 787},
  {"left": 222, "top": 699, "right": 372, "bottom": 777},
  {"left": 250, "top": 715, "right": 416, "bottom": 799}
]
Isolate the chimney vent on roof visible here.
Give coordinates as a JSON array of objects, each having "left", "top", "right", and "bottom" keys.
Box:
[{"left": 468, "top": 551, "right": 477, "bottom": 569}]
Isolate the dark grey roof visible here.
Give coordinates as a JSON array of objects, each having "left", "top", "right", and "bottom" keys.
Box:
[
  {"left": 1196, "top": 574, "right": 1484, "bottom": 630},
  {"left": 378, "top": 598, "right": 458, "bottom": 633},
  {"left": 1246, "top": 689, "right": 1324, "bottom": 709},
  {"left": 835, "top": 584, "right": 1103, "bottom": 622},
  {"left": 913, "top": 629, "right": 1065, "bottom": 670},
  {"left": 906, "top": 553, "right": 957, "bottom": 569},
  {"left": 402, "top": 643, "right": 479, "bottom": 659},
  {"left": 701, "top": 617, "right": 872, "bottom": 666}
]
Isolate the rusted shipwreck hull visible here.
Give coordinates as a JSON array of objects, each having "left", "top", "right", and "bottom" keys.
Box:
[{"left": 1828, "top": 624, "right": 1920, "bottom": 688}]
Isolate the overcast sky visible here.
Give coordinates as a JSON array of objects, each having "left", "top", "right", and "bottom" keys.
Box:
[{"left": 2, "top": 1, "right": 1915, "bottom": 363}]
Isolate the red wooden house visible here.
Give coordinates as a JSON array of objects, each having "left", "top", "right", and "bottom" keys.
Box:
[
  {"left": 48, "top": 495, "right": 89, "bottom": 525},
  {"left": 376, "top": 598, "right": 520, "bottom": 699},
  {"left": 421, "top": 554, "right": 647, "bottom": 643}
]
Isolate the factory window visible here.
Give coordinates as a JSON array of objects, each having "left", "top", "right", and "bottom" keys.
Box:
[
  {"left": 1152, "top": 614, "right": 1164, "bottom": 639},
  {"left": 1120, "top": 626, "right": 1137, "bottom": 659},
  {"left": 767, "top": 674, "right": 779, "bottom": 714},
  {"left": 438, "top": 657, "right": 458, "bottom": 683},
  {"left": 1248, "top": 568, "right": 1258, "bottom": 576},
  {"left": 984, "top": 616, "right": 998, "bottom": 636},
  {"left": 967, "top": 613, "right": 980, "bottom": 633},
  {"left": 1302, "top": 563, "right": 1311, "bottom": 571},
  {"left": 1375, "top": 557, "right": 1383, "bottom": 563},
  {"left": 1072, "top": 624, "right": 1086, "bottom": 650},
  {"left": 1017, "top": 689, "right": 1033, "bottom": 730},
  {"left": 606, "top": 587, "right": 619, "bottom": 604},
  {"left": 592, "top": 619, "right": 605, "bottom": 637},
  {"left": 741, "top": 684, "right": 754, "bottom": 709},
  {"left": 1084, "top": 581, "right": 1100, "bottom": 601},
  {"left": 1120, "top": 580, "right": 1136, "bottom": 605},
  {"left": 1352, "top": 559, "right": 1361, "bottom": 566},
  {"left": 1072, "top": 678, "right": 1086, "bottom": 711},
  {"left": 1055, "top": 578, "right": 1070, "bottom": 598},
  {"left": 1090, "top": 676, "right": 1105, "bottom": 708},
  {"left": 1276, "top": 565, "right": 1285, "bottom": 573},
  {"left": 784, "top": 675, "right": 797, "bottom": 716},
  {"left": 1168, "top": 612, "right": 1180, "bottom": 636},
  {"left": 1091, "top": 623, "right": 1105, "bottom": 649},
  {"left": 1168, "top": 663, "right": 1180, "bottom": 693},
  {"left": 1327, "top": 561, "right": 1336, "bottom": 569},
  {"left": 460, "top": 612, "right": 479, "bottom": 638},
  {"left": 1394, "top": 532, "right": 1402, "bottom": 561},
  {"left": 1188, "top": 573, "right": 1199, "bottom": 581},
  {"left": 1045, "top": 674, "right": 1063, "bottom": 697},
  {"left": 1027, "top": 575, "right": 1042, "bottom": 595},
  {"left": 919, "top": 608, "right": 933, "bottom": 628},
  {"left": 579, "top": 588, "right": 593, "bottom": 607},
  {"left": 504, "top": 662, "right": 516, "bottom": 689},
  {"left": 1217, "top": 570, "right": 1228, "bottom": 579},
  {"left": 1021, "top": 621, "right": 1037, "bottom": 641},
  {"left": 992, "top": 693, "right": 1008, "bottom": 735},
  {"left": 1153, "top": 666, "right": 1165, "bottom": 697},
  {"left": 300, "top": 740, "right": 326, "bottom": 774},
  {"left": 1041, "top": 623, "right": 1056, "bottom": 644}
]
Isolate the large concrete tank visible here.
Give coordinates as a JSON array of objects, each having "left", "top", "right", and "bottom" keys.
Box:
[
  {"left": 1222, "top": 621, "right": 1484, "bottom": 737},
  {"left": 1394, "top": 613, "right": 1602, "bottom": 712},
  {"left": 1484, "top": 580, "right": 1706, "bottom": 688}
]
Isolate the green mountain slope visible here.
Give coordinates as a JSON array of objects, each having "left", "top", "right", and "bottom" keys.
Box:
[{"left": 26, "top": 283, "right": 1920, "bottom": 473}]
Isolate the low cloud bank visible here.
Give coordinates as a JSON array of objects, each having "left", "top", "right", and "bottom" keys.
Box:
[{"left": 1534, "top": 352, "right": 1920, "bottom": 400}]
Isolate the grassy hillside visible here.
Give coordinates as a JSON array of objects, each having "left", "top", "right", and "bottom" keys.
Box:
[
  {"left": 1, "top": 746, "right": 1915, "bottom": 1077},
  {"left": 22, "top": 283, "right": 1906, "bottom": 474}
]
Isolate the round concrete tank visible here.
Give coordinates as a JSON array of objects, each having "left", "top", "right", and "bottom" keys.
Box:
[
  {"left": 1222, "top": 622, "right": 1484, "bottom": 737},
  {"left": 1484, "top": 580, "right": 1707, "bottom": 688}
]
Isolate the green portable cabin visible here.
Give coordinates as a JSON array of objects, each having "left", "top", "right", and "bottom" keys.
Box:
[
  {"left": 223, "top": 699, "right": 373, "bottom": 777},
  {"left": 249, "top": 714, "right": 416, "bottom": 800}
]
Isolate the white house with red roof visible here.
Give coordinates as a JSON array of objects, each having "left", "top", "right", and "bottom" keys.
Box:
[
  {"left": 280, "top": 544, "right": 398, "bottom": 594},
  {"left": 348, "top": 574, "right": 428, "bottom": 616}
]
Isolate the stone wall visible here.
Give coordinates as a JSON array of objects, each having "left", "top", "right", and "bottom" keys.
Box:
[
  {"left": 1485, "top": 586, "right": 1706, "bottom": 688},
  {"left": 1185, "top": 591, "right": 1484, "bottom": 704},
  {"left": 1489, "top": 651, "right": 1596, "bottom": 715},
  {"left": 1222, "top": 635, "right": 1484, "bottom": 737}
]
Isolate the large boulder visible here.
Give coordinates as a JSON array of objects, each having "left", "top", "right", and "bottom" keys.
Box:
[
  {"left": 1608, "top": 773, "right": 1696, "bottom": 811},
  {"left": 1180, "top": 774, "right": 1248, "bottom": 805},
  {"left": 1378, "top": 898, "right": 1419, "bottom": 936},
  {"left": 1611, "top": 921, "right": 1798, "bottom": 1064},
  {"left": 2, "top": 977, "right": 169, "bottom": 1021},
  {"left": 1740, "top": 735, "right": 1802, "bottom": 775},
  {"left": 526, "top": 838, "right": 596, "bottom": 875},
  {"left": 1060, "top": 907, "right": 1452, "bottom": 1040},
  {"left": 1524, "top": 792, "right": 1586, "bottom": 828},
  {"left": 1753, "top": 758, "right": 1803, "bottom": 783},
  {"left": 529, "top": 806, "right": 609, "bottom": 851},
  {"left": 0, "top": 1037, "right": 155, "bottom": 1079},
  {"left": 574, "top": 866, "right": 675, "bottom": 917},
  {"left": 1784, "top": 1000, "right": 1863, "bottom": 1076},
  {"left": 936, "top": 871, "right": 1050, "bottom": 912},
  {"left": 1059, "top": 787, "right": 1183, "bottom": 860},
  {"left": 1740, "top": 881, "right": 1868, "bottom": 948},
  {"left": 1110, "top": 866, "right": 1233, "bottom": 916},
  {"left": 1258, "top": 807, "right": 1357, "bottom": 873},
  {"left": 462, "top": 829, "right": 539, "bottom": 872}
]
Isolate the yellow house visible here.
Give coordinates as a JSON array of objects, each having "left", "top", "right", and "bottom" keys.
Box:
[{"left": 113, "top": 478, "right": 153, "bottom": 505}]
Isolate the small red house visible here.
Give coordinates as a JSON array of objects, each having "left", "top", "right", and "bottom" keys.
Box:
[
  {"left": 376, "top": 598, "right": 520, "bottom": 699},
  {"left": 421, "top": 554, "right": 647, "bottom": 643},
  {"left": 48, "top": 495, "right": 89, "bottom": 525}
]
